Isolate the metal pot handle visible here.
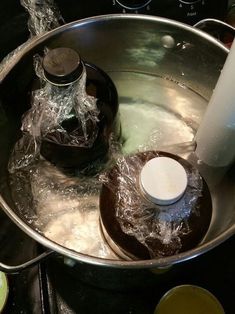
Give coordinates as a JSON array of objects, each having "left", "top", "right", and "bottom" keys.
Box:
[
  {"left": 194, "top": 18, "right": 235, "bottom": 44},
  {"left": 0, "top": 250, "right": 54, "bottom": 274},
  {"left": 194, "top": 18, "right": 235, "bottom": 33}
]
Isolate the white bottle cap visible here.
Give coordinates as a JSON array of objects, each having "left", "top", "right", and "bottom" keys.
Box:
[{"left": 140, "top": 157, "right": 188, "bottom": 205}]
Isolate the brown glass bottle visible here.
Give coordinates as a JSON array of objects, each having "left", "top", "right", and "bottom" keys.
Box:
[
  {"left": 100, "top": 151, "right": 212, "bottom": 260},
  {"left": 40, "top": 47, "right": 120, "bottom": 169}
]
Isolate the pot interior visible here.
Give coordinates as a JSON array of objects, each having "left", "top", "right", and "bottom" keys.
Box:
[{"left": 0, "top": 15, "right": 234, "bottom": 266}]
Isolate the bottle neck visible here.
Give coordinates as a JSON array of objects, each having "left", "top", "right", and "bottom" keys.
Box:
[{"left": 43, "top": 61, "right": 85, "bottom": 88}]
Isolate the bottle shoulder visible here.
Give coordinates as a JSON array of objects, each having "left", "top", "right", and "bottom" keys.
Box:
[{"left": 84, "top": 62, "right": 118, "bottom": 112}]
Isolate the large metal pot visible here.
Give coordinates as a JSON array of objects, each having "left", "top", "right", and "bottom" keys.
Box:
[{"left": 0, "top": 14, "right": 235, "bottom": 288}]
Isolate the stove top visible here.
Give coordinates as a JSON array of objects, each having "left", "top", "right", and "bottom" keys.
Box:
[
  {"left": 0, "top": 210, "right": 41, "bottom": 314},
  {"left": 0, "top": 2, "right": 235, "bottom": 314},
  {"left": 1, "top": 207, "right": 235, "bottom": 314}
]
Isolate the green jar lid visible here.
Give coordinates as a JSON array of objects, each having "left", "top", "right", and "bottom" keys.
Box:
[
  {"left": 154, "top": 285, "right": 225, "bottom": 314},
  {"left": 0, "top": 272, "right": 8, "bottom": 312}
]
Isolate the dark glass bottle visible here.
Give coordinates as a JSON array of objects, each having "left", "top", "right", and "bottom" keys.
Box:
[
  {"left": 39, "top": 47, "right": 120, "bottom": 169},
  {"left": 100, "top": 151, "right": 212, "bottom": 260}
]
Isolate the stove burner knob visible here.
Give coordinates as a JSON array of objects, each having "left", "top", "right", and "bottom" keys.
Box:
[
  {"left": 116, "top": 0, "right": 152, "bottom": 10},
  {"left": 179, "top": 0, "right": 202, "bottom": 4}
]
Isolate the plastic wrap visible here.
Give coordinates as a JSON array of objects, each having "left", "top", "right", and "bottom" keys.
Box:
[
  {"left": 100, "top": 151, "right": 203, "bottom": 258},
  {"left": 20, "top": 0, "right": 64, "bottom": 37},
  {"left": 8, "top": 55, "right": 99, "bottom": 173},
  {"left": 9, "top": 159, "right": 117, "bottom": 259},
  {"left": 0, "top": 0, "right": 63, "bottom": 78}
]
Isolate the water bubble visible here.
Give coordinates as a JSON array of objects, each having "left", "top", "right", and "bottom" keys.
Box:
[
  {"left": 197, "top": 159, "right": 203, "bottom": 165},
  {"left": 161, "top": 35, "right": 175, "bottom": 49}
]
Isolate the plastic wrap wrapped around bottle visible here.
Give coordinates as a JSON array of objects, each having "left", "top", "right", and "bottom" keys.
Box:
[
  {"left": 20, "top": 0, "right": 64, "bottom": 37},
  {"left": 0, "top": 0, "right": 63, "bottom": 77},
  {"left": 8, "top": 48, "right": 120, "bottom": 172},
  {"left": 100, "top": 151, "right": 212, "bottom": 260}
]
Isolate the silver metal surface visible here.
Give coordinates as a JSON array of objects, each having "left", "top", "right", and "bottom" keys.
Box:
[
  {"left": 0, "top": 14, "right": 234, "bottom": 270},
  {"left": 0, "top": 251, "right": 54, "bottom": 274},
  {"left": 194, "top": 18, "right": 235, "bottom": 35}
]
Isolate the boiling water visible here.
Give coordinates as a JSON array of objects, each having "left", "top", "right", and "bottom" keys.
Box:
[{"left": 9, "top": 72, "right": 208, "bottom": 259}]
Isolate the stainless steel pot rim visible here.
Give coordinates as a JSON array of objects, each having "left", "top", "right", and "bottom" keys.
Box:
[
  {"left": 1, "top": 193, "right": 235, "bottom": 268},
  {"left": 0, "top": 14, "right": 232, "bottom": 269},
  {"left": 0, "top": 13, "right": 229, "bottom": 82}
]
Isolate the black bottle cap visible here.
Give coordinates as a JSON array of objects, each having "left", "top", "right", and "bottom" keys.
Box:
[{"left": 42, "top": 47, "right": 84, "bottom": 85}]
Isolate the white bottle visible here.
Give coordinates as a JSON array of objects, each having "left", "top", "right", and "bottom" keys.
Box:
[{"left": 196, "top": 40, "right": 235, "bottom": 167}]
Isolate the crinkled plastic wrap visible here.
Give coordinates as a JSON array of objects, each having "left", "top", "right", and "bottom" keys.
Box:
[
  {"left": 100, "top": 151, "right": 203, "bottom": 258},
  {"left": 9, "top": 159, "right": 117, "bottom": 259},
  {"left": 0, "top": 0, "right": 63, "bottom": 77},
  {"left": 8, "top": 55, "right": 99, "bottom": 173},
  {"left": 20, "top": 0, "right": 64, "bottom": 37}
]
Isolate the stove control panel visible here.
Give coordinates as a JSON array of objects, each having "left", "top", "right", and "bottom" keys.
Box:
[
  {"left": 57, "top": 0, "right": 229, "bottom": 25},
  {"left": 115, "top": 0, "right": 152, "bottom": 10},
  {"left": 112, "top": 0, "right": 228, "bottom": 24}
]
